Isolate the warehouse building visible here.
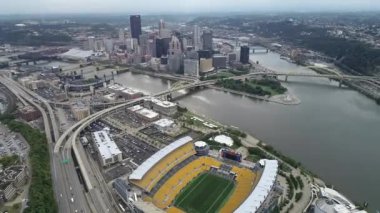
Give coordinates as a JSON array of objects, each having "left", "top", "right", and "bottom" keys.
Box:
[
  {"left": 144, "top": 97, "right": 177, "bottom": 116},
  {"left": 92, "top": 130, "right": 122, "bottom": 167}
]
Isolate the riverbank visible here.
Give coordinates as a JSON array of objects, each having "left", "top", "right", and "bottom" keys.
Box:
[
  {"left": 208, "top": 85, "right": 301, "bottom": 105},
  {"left": 183, "top": 106, "right": 319, "bottom": 212}
]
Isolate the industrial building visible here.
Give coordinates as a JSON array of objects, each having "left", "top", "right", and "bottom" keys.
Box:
[
  {"left": 18, "top": 105, "right": 41, "bottom": 121},
  {"left": 71, "top": 101, "right": 90, "bottom": 121},
  {"left": 144, "top": 97, "right": 177, "bottom": 116},
  {"left": 136, "top": 108, "right": 160, "bottom": 122},
  {"left": 92, "top": 130, "right": 122, "bottom": 167},
  {"left": 108, "top": 84, "right": 143, "bottom": 100},
  {"left": 153, "top": 118, "right": 175, "bottom": 132}
]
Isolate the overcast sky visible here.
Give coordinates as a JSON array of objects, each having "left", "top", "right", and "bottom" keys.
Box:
[{"left": 1, "top": 0, "right": 379, "bottom": 14}]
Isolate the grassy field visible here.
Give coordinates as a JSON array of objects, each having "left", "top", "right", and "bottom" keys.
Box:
[{"left": 174, "top": 173, "right": 235, "bottom": 213}]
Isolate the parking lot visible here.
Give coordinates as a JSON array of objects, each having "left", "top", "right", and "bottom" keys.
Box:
[
  {"left": 110, "top": 110, "right": 146, "bottom": 128},
  {"left": 85, "top": 120, "right": 121, "bottom": 134},
  {"left": 139, "top": 126, "right": 174, "bottom": 145},
  {"left": 35, "top": 87, "right": 61, "bottom": 101},
  {"left": 114, "top": 134, "right": 158, "bottom": 165}
]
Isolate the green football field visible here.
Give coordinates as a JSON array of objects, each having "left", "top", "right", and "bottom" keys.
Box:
[{"left": 174, "top": 173, "right": 235, "bottom": 213}]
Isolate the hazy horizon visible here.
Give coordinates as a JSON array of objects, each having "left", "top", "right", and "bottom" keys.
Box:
[{"left": 0, "top": 0, "right": 380, "bottom": 15}]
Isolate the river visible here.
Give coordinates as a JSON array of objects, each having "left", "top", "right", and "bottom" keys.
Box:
[{"left": 117, "top": 51, "right": 380, "bottom": 211}]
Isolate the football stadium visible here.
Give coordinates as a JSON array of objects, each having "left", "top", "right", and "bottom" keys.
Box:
[{"left": 127, "top": 136, "right": 279, "bottom": 213}]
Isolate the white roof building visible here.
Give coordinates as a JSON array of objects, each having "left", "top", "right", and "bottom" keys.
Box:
[
  {"left": 127, "top": 105, "right": 143, "bottom": 112},
  {"left": 136, "top": 108, "right": 159, "bottom": 120},
  {"left": 129, "top": 136, "right": 193, "bottom": 180},
  {"left": 314, "top": 187, "right": 367, "bottom": 213},
  {"left": 153, "top": 118, "right": 174, "bottom": 128},
  {"left": 214, "top": 135, "right": 234, "bottom": 147},
  {"left": 149, "top": 97, "right": 177, "bottom": 108},
  {"left": 108, "top": 84, "right": 125, "bottom": 91},
  {"left": 122, "top": 88, "right": 141, "bottom": 96},
  {"left": 60, "top": 48, "right": 94, "bottom": 61},
  {"left": 234, "top": 159, "right": 278, "bottom": 213},
  {"left": 93, "top": 130, "right": 122, "bottom": 166}
]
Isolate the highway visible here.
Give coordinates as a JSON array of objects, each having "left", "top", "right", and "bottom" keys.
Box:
[{"left": 0, "top": 76, "right": 91, "bottom": 213}]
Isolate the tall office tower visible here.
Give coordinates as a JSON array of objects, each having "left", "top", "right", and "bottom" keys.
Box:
[
  {"left": 130, "top": 15, "right": 142, "bottom": 43},
  {"left": 119, "top": 28, "right": 125, "bottom": 42},
  {"left": 139, "top": 34, "right": 150, "bottom": 56},
  {"left": 159, "top": 19, "right": 171, "bottom": 38},
  {"left": 201, "top": 30, "right": 213, "bottom": 50},
  {"left": 168, "top": 36, "right": 182, "bottom": 73},
  {"left": 103, "top": 38, "right": 114, "bottom": 53},
  {"left": 193, "top": 25, "right": 201, "bottom": 51},
  {"left": 159, "top": 19, "right": 165, "bottom": 36},
  {"left": 155, "top": 38, "right": 164, "bottom": 58},
  {"left": 88, "top": 36, "right": 96, "bottom": 51},
  {"left": 240, "top": 46, "right": 250, "bottom": 64}
]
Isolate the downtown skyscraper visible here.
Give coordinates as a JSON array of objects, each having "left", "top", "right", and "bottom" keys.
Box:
[{"left": 130, "top": 15, "right": 142, "bottom": 43}]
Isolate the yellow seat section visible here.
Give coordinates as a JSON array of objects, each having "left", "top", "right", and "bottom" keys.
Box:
[
  {"left": 219, "top": 166, "right": 257, "bottom": 213},
  {"left": 130, "top": 142, "right": 196, "bottom": 192},
  {"left": 166, "top": 207, "right": 185, "bottom": 213}
]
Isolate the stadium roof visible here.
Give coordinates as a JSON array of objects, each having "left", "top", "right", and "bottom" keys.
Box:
[
  {"left": 234, "top": 159, "right": 278, "bottom": 213},
  {"left": 129, "top": 136, "right": 193, "bottom": 180},
  {"left": 60, "top": 48, "right": 93, "bottom": 60}
]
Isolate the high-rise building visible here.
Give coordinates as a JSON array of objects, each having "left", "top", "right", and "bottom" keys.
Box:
[
  {"left": 168, "top": 54, "right": 181, "bottom": 73},
  {"left": 103, "top": 38, "right": 114, "bottom": 53},
  {"left": 88, "top": 36, "right": 96, "bottom": 51},
  {"left": 193, "top": 25, "right": 201, "bottom": 51},
  {"left": 139, "top": 34, "right": 149, "bottom": 56},
  {"left": 119, "top": 28, "right": 125, "bottom": 42},
  {"left": 154, "top": 38, "right": 164, "bottom": 58},
  {"left": 199, "top": 58, "right": 214, "bottom": 73},
  {"left": 168, "top": 35, "right": 182, "bottom": 55},
  {"left": 159, "top": 19, "right": 171, "bottom": 38},
  {"left": 159, "top": 19, "right": 165, "bottom": 32},
  {"left": 130, "top": 15, "right": 142, "bottom": 42},
  {"left": 228, "top": 52, "right": 237, "bottom": 65},
  {"left": 197, "top": 50, "right": 212, "bottom": 59},
  {"left": 168, "top": 36, "right": 182, "bottom": 73},
  {"left": 212, "top": 55, "right": 227, "bottom": 69},
  {"left": 201, "top": 30, "right": 213, "bottom": 50},
  {"left": 184, "top": 59, "right": 199, "bottom": 77},
  {"left": 240, "top": 46, "right": 250, "bottom": 64}
]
